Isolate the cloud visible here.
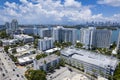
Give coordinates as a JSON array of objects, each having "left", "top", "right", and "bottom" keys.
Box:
[
  {"left": 97, "top": 0, "right": 120, "bottom": 7},
  {"left": 0, "top": 0, "right": 120, "bottom": 24}
]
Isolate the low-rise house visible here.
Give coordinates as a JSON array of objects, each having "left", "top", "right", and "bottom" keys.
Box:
[{"left": 1, "top": 39, "right": 18, "bottom": 46}]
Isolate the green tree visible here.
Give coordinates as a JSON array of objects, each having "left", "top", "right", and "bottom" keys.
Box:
[
  {"left": 34, "top": 39, "right": 38, "bottom": 48},
  {"left": 36, "top": 54, "right": 47, "bottom": 60},
  {"left": 0, "top": 31, "right": 8, "bottom": 38},
  {"left": 75, "top": 42, "right": 83, "bottom": 48},
  {"left": 55, "top": 51, "right": 61, "bottom": 56},
  {"left": 25, "top": 69, "right": 46, "bottom": 80},
  {"left": 56, "top": 63, "right": 60, "bottom": 69},
  {"left": 0, "top": 40, "right": 2, "bottom": 46},
  {"left": 59, "top": 59, "right": 65, "bottom": 67},
  {"left": 110, "top": 41, "right": 116, "bottom": 50},
  {"left": 4, "top": 46, "right": 9, "bottom": 53},
  {"left": 49, "top": 66, "right": 54, "bottom": 73},
  {"left": 34, "top": 35, "right": 40, "bottom": 39},
  {"left": 67, "top": 42, "right": 72, "bottom": 46},
  {"left": 53, "top": 41, "right": 61, "bottom": 48},
  {"left": 9, "top": 54, "right": 18, "bottom": 62},
  {"left": 19, "top": 40, "right": 24, "bottom": 46},
  {"left": 113, "top": 63, "right": 120, "bottom": 80},
  {"left": 12, "top": 48, "right": 17, "bottom": 54}
]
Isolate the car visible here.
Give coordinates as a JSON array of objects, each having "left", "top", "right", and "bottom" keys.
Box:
[
  {"left": 13, "top": 69, "right": 15, "bottom": 71},
  {"left": 16, "top": 74, "right": 19, "bottom": 77}
]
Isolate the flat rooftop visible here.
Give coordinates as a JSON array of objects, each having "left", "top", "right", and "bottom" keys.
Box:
[
  {"left": 61, "top": 47, "right": 118, "bottom": 70},
  {"left": 15, "top": 45, "right": 36, "bottom": 57},
  {"left": 14, "top": 34, "right": 33, "bottom": 38},
  {"left": 45, "top": 48, "right": 61, "bottom": 53},
  {"left": 38, "top": 37, "right": 53, "bottom": 41},
  {"left": 16, "top": 45, "right": 30, "bottom": 52},
  {"left": 35, "top": 54, "right": 60, "bottom": 66},
  {"left": 18, "top": 54, "right": 37, "bottom": 64},
  {"left": 1, "top": 39, "right": 18, "bottom": 42}
]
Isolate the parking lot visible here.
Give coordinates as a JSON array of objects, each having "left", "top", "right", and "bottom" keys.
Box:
[{"left": 47, "top": 67, "right": 90, "bottom": 80}]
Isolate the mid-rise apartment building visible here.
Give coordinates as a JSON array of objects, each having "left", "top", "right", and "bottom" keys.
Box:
[
  {"left": 33, "top": 54, "right": 60, "bottom": 72},
  {"left": 38, "top": 37, "right": 54, "bottom": 51},
  {"left": 61, "top": 47, "right": 118, "bottom": 78}
]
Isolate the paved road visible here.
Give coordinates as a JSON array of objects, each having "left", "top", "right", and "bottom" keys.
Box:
[{"left": 0, "top": 47, "right": 26, "bottom": 80}]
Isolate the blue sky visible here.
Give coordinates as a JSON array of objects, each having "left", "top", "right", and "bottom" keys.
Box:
[{"left": 0, "top": 0, "right": 120, "bottom": 24}]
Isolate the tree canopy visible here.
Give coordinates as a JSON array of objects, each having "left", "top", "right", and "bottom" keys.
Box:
[
  {"left": 75, "top": 42, "right": 83, "bottom": 48},
  {"left": 113, "top": 63, "right": 120, "bottom": 80},
  {"left": 36, "top": 53, "right": 47, "bottom": 60},
  {"left": 25, "top": 69, "right": 46, "bottom": 80},
  {"left": 0, "top": 31, "right": 8, "bottom": 38}
]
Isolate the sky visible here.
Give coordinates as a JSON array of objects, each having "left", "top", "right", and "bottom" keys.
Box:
[{"left": 0, "top": 0, "right": 120, "bottom": 24}]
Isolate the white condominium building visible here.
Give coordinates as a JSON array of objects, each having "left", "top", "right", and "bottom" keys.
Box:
[
  {"left": 80, "top": 27, "right": 95, "bottom": 49},
  {"left": 80, "top": 27, "right": 112, "bottom": 49},
  {"left": 92, "top": 30, "right": 112, "bottom": 48},
  {"left": 38, "top": 37, "right": 54, "bottom": 51},
  {"left": 37, "top": 28, "right": 53, "bottom": 38},
  {"left": 6, "top": 19, "right": 18, "bottom": 34},
  {"left": 117, "top": 32, "right": 120, "bottom": 51},
  {"left": 53, "top": 26, "right": 77, "bottom": 44}
]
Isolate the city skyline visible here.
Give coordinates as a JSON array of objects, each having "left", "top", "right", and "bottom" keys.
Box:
[{"left": 0, "top": 0, "right": 120, "bottom": 24}]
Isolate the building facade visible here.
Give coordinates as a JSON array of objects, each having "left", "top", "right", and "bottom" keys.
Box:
[
  {"left": 6, "top": 19, "right": 18, "bottom": 34},
  {"left": 80, "top": 27, "right": 112, "bottom": 49},
  {"left": 80, "top": 27, "right": 95, "bottom": 49},
  {"left": 60, "top": 47, "right": 118, "bottom": 78},
  {"left": 23, "top": 28, "right": 34, "bottom": 35},
  {"left": 117, "top": 32, "right": 120, "bottom": 51},
  {"left": 13, "top": 34, "right": 34, "bottom": 43},
  {"left": 38, "top": 38, "right": 54, "bottom": 51},
  {"left": 37, "top": 28, "right": 53, "bottom": 38},
  {"left": 92, "top": 30, "right": 112, "bottom": 48},
  {"left": 33, "top": 54, "right": 60, "bottom": 72},
  {"left": 53, "top": 26, "right": 77, "bottom": 44},
  {"left": 1, "top": 39, "right": 18, "bottom": 46}
]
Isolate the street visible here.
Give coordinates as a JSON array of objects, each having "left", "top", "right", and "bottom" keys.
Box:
[{"left": 0, "top": 47, "right": 26, "bottom": 80}]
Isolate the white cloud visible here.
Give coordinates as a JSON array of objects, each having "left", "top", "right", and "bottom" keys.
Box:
[
  {"left": 0, "top": 0, "right": 120, "bottom": 24},
  {"left": 97, "top": 0, "right": 120, "bottom": 7}
]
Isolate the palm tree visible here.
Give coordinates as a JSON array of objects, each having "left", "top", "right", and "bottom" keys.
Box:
[{"left": 0, "top": 40, "right": 2, "bottom": 46}]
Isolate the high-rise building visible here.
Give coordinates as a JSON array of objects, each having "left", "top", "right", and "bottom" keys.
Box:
[
  {"left": 117, "top": 32, "right": 120, "bottom": 51},
  {"left": 80, "top": 27, "right": 95, "bottom": 49},
  {"left": 11, "top": 19, "right": 18, "bottom": 31},
  {"left": 38, "top": 37, "right": 54, "bottom": 51},
  {"left": 80, "top": 27, "right": 112, "bottom": 49},
  {"left": 37, "top": 28, "right": 53, "bottom": 38},
  {"left": 53, "top": 26, "right": 77, "bottom": 44},
  {"left": 5, "top": 19, "right": 18, "bottom": 34},
  {"left": 92, "top": 30, "right": 112, "bottom": 48},
  {"left": 5, "top": 22, "right": 10, "bottom": 34}
]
